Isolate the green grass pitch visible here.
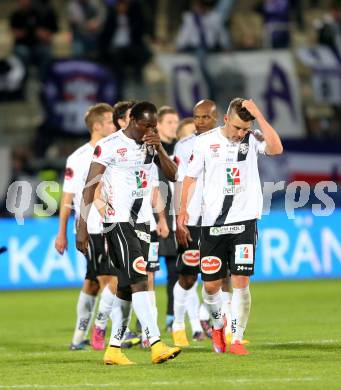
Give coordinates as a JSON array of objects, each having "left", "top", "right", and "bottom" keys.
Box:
[{"left": 1, "top": 279, "right": 341, "bottom": 390}]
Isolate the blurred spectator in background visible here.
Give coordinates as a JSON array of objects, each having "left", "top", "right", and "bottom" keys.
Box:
[
  {"left": 255, "top": 0, "right": 291, "bottom": 49},
  {"left": 99, "top": 0, "right": 153, "bottom": 99},
  {"left": 176, "top": 118, "right": 196, "bottom": 140},
  {"left": 315, "top": 0, "right": 341, "bottom": 61},
  {"left": 175, "top": 0, "right": 235, "bottom": 99},
  {"left": 176, "top": 0, "right": 233, "bottom": 52},
  {"left": 10, "top": 0, "right": 58, "bottom": 80},
  {"left": 67, "top": 0, "right": 105, "bottom": 59}
]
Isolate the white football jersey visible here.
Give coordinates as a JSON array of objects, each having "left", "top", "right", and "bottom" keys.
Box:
[
  {"left": 93, "top": 130, "right": 157, "bottom": 224},
  {"left": 63, "top": 143, "right": 103, "bottom": 234},
  {"left": 174, "top": 134, "right": 203, "bottom": 226},
  {"left": 186, "top": 127, "right": 266, "bottom": 226}
]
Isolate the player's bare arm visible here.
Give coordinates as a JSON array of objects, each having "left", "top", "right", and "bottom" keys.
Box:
[
  {"left": 93, "top": 181, "right": 106, "bottom": 218},
  {"left": 242, "top": 99, "right": 283, "bottom": 155},
  {"left": 151, "top": 186, "right": 169, "bottom": 238},
  {"left": 144, "top": 132, "right": 178, "bottom": 182},
  {"left": 55, "top": 192, "right": 74, "bottom": 254},
  {"left": 76, "top": 162, "right": 106, "bottom": 254},
  {"left": 177, "top": 176, "right": 197, "bottom": 247}
]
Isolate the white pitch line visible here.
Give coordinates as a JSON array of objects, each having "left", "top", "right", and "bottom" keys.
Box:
[
  {"left": 264, "top": 339, "right": 339, "bottom": 346},
  {"left": 0, "top": 377, "right": 322, "bottom": 389}
]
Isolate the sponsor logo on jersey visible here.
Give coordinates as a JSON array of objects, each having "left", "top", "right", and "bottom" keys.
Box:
[
  {"left": 189, "top": 154, "right": 194, "bottom": 163},
  {"left": 135, "top": 170, "right": 147, "bottom": 189},
  {"left": 226, "top": 167, "right": 240, "bottom": 185},
  {"left": 182, "top": 250, "right": 200, "bottom": 267},
  {"left": 210, "top": 225, "right": 245, "bottom": 236},
  {"left": 135, "top": 230, "right": 151, "bottom": 244},
  {"left": 148, "top": 242, "right": 159, "bottom": 262},
  {"left": 132, "top": 256, "right": 147, "bottom": 275},
  {"left": 235, "top": 244, "right": 253, "bottom": 265},
  {"left": 106, "top": 206, "right": 115, "bottom": 216},
  {"left": 210, "top": 143, "right": 221, "bottom": 157},
  {"left": 223, "top": 166, "right": 242, "bottom": 195},
  {"left": 117, "top": 147, "right": 127, "bottom": 157},
  {"left": 239, "top": 143, "right": 249, "bottom": 155},
  {"left": 132, "top": 170, "right": 150, "bottom": 198},
  {"left": 64, "top": 167, "right": 74, "bottom": 180},
  {"left": 93, "top": 145, "right": 102, "bottom": 158},
  {"left": 201, "top": 256, "right": 222, "bottom": 274}
]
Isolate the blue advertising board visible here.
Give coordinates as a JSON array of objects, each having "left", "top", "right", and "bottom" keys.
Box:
[{"left": 0, "top": 211, "right": 341, "bottom": 290}]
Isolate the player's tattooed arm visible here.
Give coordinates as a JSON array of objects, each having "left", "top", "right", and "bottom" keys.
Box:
[{"left": 76, "top": 162, "right": 106, "bottom": 254}]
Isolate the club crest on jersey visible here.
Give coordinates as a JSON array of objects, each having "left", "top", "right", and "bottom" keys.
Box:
[
  {"left": 64, "top": 167, "right": 74, "bottom": 180},
  {"left": 133, "top": 256, "right": 147, "bottom": 275},
  {"left": 201, "top": 256, "right": 222, "bottom": 274},
  {"left": 173, "top": 155, "right": 180, "bottom": 166},
  {"left": 210, "top": 143, "right": 220, "bottom": 157},
  {"left": 117, "top": 148, "right": 127, "bottom": 157},
  {"left": 94, "top": 145, "right": 101, "bottom": 158},
  {"left": 235, "top": 244, "right": 253, "bottom": 265},
  {"left": 239, "top": 143, "right": 249, "bottom": 155},
  {"left": 182, "top": 250, "right": 200, "bottom": 267}
]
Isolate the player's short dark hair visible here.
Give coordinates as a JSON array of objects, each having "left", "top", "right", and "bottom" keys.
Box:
[
  {"left": 84, "top": 103, "right": 114, "bottom": 133},
  {"left": 112, "top": 100, "right": 137, "bottom": 129},
  {"left": 157, "top": 105, "right": 178, "bottom": 122},
  {"left": 130, "top": 101, "right": 157, "bottom": 121},
  {"left": 227, "top": 98, "right": 255, "bottom": 121}
]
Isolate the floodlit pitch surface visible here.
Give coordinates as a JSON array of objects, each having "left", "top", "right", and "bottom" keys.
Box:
[{"left": 1, "top": 280, "right": 341, "bottom": 390}]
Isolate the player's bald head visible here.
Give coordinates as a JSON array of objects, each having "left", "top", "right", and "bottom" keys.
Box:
[
  {"left": 193, "top": 99, "right": 217, "bottom": 134},
  {"left": 193, "top": 99, "right": 217, "bottom": 116}
]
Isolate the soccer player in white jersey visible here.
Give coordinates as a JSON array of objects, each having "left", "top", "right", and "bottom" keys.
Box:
[
  {"left": 172, "top": 100, "right": 217, "bottom": 346},
  {"left": 178, "top": 98, "right": 283, "bottom": 355},
  {"left": 76, "top": 101, "right": 181, "bottom": 365},
  {"left": 54, "top": 103, "right": 115, "bottom": 350},
  {"left": 91, "top": 100, "right": 138, "bottom": 350}
]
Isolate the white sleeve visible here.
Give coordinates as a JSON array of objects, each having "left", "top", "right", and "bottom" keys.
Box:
[
  {"left": 151, "top": 163, "right": 159, "bottom": 188},
  {"left": 92, "top": 139, "right": 115, "bottom": 167},
  {"left": 252, "top": 131, "right": 267, "bottom": 155},
  {"left": 186, "top": 138, "right": 205, "bottom": 178},
  {"left": 174, "top": 142, "right": 188, "bottom": 182},
  {"left": 62, "top": 156, "right": 77, "bottom": 194}
]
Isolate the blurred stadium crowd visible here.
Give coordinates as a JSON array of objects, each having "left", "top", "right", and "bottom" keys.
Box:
[{"left": 0, "top": 0, "right": 341, "bottom": 217}]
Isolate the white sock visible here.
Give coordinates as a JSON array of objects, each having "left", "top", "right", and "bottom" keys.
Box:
[
  {"left": 231, "top": 286, "right": 251, "bottom": 343},
  {"left": 109, "top": 296, "right": 131, "bottom": 347},
  {"left": 132, "top": 291, "right": 160, "bottom": 345},
  {"left": 221, "top": 291, "right": 232, "bottom": 335},
  {"left": 141, "top": 291, "right": 158, "bottom": 343},
  {"left": 186, "top": 282, "right": 203, "bottom": 334},
  {"left": 95, "top": 285, "right": 115, "bottom": 330},
  {"left": 202, "top": 288, "right": 224, "bottom": 330},
  {"left": 72, "top": 291, "right": 96, "bottom": 345},
  {"left": 199, "top": 302, "right": 210, "bottom": 321},
  {"left": 172, "top": 281, "right": 190, "bottom": 331},
  {"left": 148, "top": 290, "right": 158, "bottom": 324}
]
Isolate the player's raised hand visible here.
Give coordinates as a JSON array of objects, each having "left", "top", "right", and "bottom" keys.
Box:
[
  {"left": 76, "top": 223, "right": 89, "bottom": 255},
  {"left": 55, "top": 233, "right": 68, "bottom": 255},
  {"left": 142, "top": 130, "right": 161, "bottom": 151},
  {"left": 242, "top": 99, "right": 261, "bottom": 119}
]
